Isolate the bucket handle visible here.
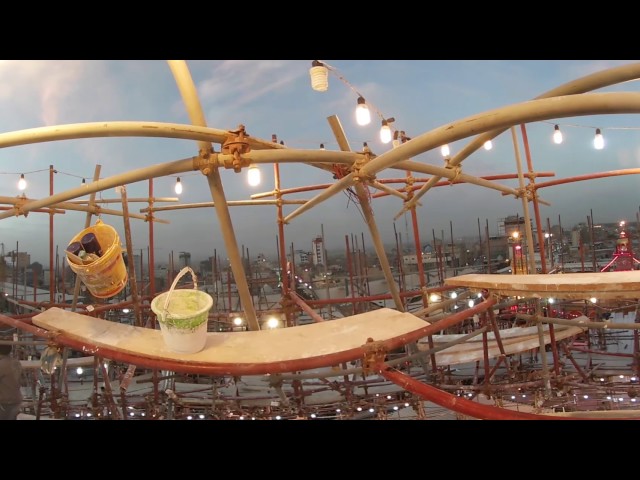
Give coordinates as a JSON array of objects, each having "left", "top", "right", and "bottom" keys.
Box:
[{"left": 162, "top": 266, "right": 198, "bottom": 318}]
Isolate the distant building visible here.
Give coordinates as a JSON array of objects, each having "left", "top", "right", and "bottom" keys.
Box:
[
  {"left": 178, "top": 252, "right": 191, "bottom": 268},
  {"left": 7, "top": 252, "right": 30, "bottom": 270},
  {"left": 312, "top": 236, "right": 325, "bottom": 267},
  {"left": 292, "top": 249, "right": 311, "bottom": 266}
]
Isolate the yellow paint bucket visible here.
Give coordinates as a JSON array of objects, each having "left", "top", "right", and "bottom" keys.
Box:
[
  {"left": 151, "top": 267, "right": 213, "bottom": 354},
  {"left": 66, "top": 220, "right": 128, "bottom": 299}
]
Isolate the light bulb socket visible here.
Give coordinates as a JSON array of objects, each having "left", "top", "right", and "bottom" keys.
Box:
[
  {"left": 320, "top": 143, "right": 325, "bottom": 149},
  {"left": 554, "top": 125, "right": 560, "bottom": 131},
  {"left": 357, "top": 96, "right": 366, "bottom": 105},
  {"left": 595, "top": 128, "right": 602, "bottom": 135},
  {"left": 312, "top": 60, "right": 323, "bottom": 67}
]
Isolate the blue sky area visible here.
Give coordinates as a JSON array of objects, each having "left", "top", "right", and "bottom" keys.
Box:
[{"left": 0, "top": 60, "right": 639, "bottom": 266}]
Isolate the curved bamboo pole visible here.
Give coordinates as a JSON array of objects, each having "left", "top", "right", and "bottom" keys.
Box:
[
  {"left": 374, "top": 93, "right": 640, "bottom": 205},
  {"left": 401, "top": 62, "right": 640, "bottom": 211},
  {"left": 284, "top": 92, "right": 640, "bottom": 223},
  {"left": 0, "top": 121, "right": 285, "bottom": 151}
]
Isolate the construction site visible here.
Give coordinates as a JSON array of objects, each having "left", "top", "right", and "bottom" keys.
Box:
[{"left": 1, "top": 60, "right": 640, "bottom": 420}]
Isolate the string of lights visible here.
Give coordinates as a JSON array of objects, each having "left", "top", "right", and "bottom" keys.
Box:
[
  {"left": 310, "top": 61, "right": 640, "bottom": 155},
  {"left": 0, "top": 167, "right": 205, "bottom": 196},
  {"left": 310, "top": 60, "right": 402, "bottom": 146}
]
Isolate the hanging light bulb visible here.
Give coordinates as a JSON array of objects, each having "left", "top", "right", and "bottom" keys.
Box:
[
  {"left": 309, "top": 60, "right": 328, "bottom": 92},
  {"left": 247, "top": 165, "right": 261, "bottom": 186},
  {"left": 553, "top": 125, "right": 563, "bottom": 144},
  {"left": 483, "top": 140, "right": 493, "bottom": 151},
  {"left": 379, "top": 119, "right": 392, "bottom": 144},
  {"left": 174, "top": 177, "right": 183, "bottom": 195},
  {"left": 355, "top": 96, "right": 371, "bottom": 126},
  {"left": 594, "top": 128, "right": 604, "bottom": 150},
  {"left": 441, "top": 144, "right": 450, "bottom": 157},
  {"left": 17, "top": 173, "right": 26, "bottom": 191}
]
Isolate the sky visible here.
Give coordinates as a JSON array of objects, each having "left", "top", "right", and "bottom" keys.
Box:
[{"left": 1, "top": 59, "right": 640, "bottom": 267}]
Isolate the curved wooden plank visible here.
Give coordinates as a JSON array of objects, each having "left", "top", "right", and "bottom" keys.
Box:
[
  {"left": 31, "top": 307, "right": 429, "bottom": 369},
  {"left": 444, "top": 271, "right": 640, "bottom": 300},
  {"left": 419, "top": 325, "right": 584, "bottom": 365}
]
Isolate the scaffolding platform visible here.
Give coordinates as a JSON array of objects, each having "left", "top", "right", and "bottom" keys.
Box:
[
  {"left": 31, "top": 307, "right": 430, "bottom": 375},
  {"left": 444, "top": 271, "right": 640, "bottom": 300}
]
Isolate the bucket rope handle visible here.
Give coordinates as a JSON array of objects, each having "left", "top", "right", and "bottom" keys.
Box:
[{"left": 162, "top": 266, "right": 198, "bottom": 317}]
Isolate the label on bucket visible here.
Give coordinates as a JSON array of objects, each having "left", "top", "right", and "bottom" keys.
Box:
[{"left": 159, "top": 321, "right": 208, "bottom": 354}]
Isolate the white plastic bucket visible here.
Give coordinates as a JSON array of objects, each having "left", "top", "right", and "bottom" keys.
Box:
[{"left": 150, "top": 267, "right": 213, "bottom": 354}]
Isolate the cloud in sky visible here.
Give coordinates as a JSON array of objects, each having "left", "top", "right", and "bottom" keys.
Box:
[{"left": 1, "top": 60, "right": 640, "bottom": 268}]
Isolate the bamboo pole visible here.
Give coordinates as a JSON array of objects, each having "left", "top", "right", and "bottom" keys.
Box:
[
  {"left": 119, "top": 186, "right": 142, "bottom": 327},
  {"left": 326, "top": 114, "right": 404, "bottom": 312},
  {"left": 167, "top": 60, "right": 259, "bottom": 331},
  {"left": 70, "top": 165, "right": 102, "bottom": 311}
]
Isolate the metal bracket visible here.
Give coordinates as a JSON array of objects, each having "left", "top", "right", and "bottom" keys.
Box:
[{"left": 221, "top": 124, "right": 252, "bottom": 172}]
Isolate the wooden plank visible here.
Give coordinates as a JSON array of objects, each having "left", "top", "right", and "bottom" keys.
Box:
[
  {"left": 32, "top": 307, "right": 429, "bottom": 365},
  {"left": 419, "top": 325, "right": 584, "bottom": 365},
  {"left": 444, "top": 271, "right": 640, "bottom": 300}
]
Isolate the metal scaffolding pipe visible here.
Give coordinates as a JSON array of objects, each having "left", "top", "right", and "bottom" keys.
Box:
[{"left": 379, "top": 365, "right": 584, "bottom": 420}]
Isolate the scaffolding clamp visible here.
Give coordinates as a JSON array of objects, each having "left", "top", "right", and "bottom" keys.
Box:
[
  {"left": 444, "top": 158, "right": 462, "bottom": 185},
  {"left": 404, "top": 174, "right": 415, "bottom": 193},
  {"left": 193, "top": 151, "right": 219, "bottom": 176},
  {"left": 352, "top": 150, "right": 376, "bottom": 185},
  {"left": 221, "top": 124, "right": 252, "bottom": 173},
  {"left": 13, "top": 195, "right": 29, "bottom": 218},
  {"left": 362, "top": 337, "right": 387, "bottom": 376}
]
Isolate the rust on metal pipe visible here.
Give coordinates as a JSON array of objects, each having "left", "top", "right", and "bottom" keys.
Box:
[
  {"left": 288, "top": 291, "right": 324, "bottom": 323},
  {"left": 379, "top": 365, "right": 590, "bottom": 420}
]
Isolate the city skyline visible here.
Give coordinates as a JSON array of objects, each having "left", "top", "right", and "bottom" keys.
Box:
[{"left": 0, "top": 60, "right": 639, "bottom": 266}]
